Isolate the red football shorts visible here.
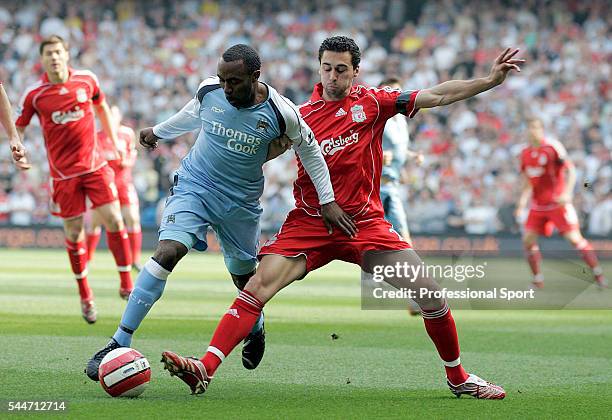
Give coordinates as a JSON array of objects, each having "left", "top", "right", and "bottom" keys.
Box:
[
  {"left": 525, "top": 204, "right": 580, "bottom": 236},
  {"left": 259, "top": 208, "right": 411, "bottom": 272},
  {"left": 109, "top": 160, "right": 138, "bottom": 206},
  {"left": 50, "top": 165, "right": 118, "bottom": 218}
]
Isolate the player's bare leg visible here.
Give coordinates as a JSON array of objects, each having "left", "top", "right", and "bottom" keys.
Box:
[
  {"left": 163, "top": 254, "right": 305, "bottom": 394},
  {"left": 86, "top": 210, "right": 103, "bottom": 262},
  {"left": 563, "top": 229, "right": 607, "bottom": 288},
  {"left": 63, "top": 215, "right": 96, "bottom": 323},
  {"left": 122, "top": 203, "right": 143, "bottom": 272},
  {"left": 96, "top": 201, "right": 133, "bottom": 298},
  {"left": 364, "top": 248, "right": 506, "bottom": 399},
  {"left": 522, "top": 230, "right": 544, "bottom": 288}
]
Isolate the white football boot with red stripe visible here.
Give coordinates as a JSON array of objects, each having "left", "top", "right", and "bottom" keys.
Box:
[
  {"left": 161, "top": 351, "right": 211, "bottom": 395},
  {"left": 447, "top": 374, "right": 506, "bottom": 399}
]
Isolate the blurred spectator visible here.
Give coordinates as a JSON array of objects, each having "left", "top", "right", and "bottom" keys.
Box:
[{"left": 8, "top": 182, "right": 35, "bottom": 225}]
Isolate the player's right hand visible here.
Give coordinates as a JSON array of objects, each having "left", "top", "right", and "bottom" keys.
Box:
[
  {"left": 321, "top": 201, "right": 358, "bottom": 238},
  {"left": 139, "top": 127, "right": 160, "bottom": 150},
  {"left": 10, "top": 142, "right": 32, "bottom": 170},
  {"left": 382, "top": 151, "right": 393, "bottom": 166}
]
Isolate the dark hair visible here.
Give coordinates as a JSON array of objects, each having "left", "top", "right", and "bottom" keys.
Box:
[
  {"left": 39, "top": 35, "right": 68, "bottom": 55},
  {"left": 526, "top": 117, "right": 543, "bottom": 126},
  {"left": 378, "top": 76, "right": 402, "bottom": 87},
  {"left": 318, "top": 36, "right": 361, "bottom": 68},
  {"left": 222, "top": 44, "right": 261, "bottom": 74}
]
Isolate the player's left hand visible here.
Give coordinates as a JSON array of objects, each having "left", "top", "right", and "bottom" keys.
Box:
[
  {"left": 555, "top": 193, "right": 572, "bottom": 205},
  {"left": 488, "top": 48, "right": 525, "bottom": 86},
  {"left": 116, "top": 149, "right": 127, "bottom": 167},
  {"left": 321, "top": 201, "right": 357, "bottom": 238}
]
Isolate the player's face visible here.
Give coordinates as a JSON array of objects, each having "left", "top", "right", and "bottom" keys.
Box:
[
  {"left": 41, "top": 43, "right": 69, "bottom": 76},
  {"left": 217, "top": 59, "right": 259, "bottom": 108},
  {"left": 527, "top": 120, "right": 544, "bottom": 142},
  {"left": 319, "top": 51, "right": 359, "bottom": 101}
]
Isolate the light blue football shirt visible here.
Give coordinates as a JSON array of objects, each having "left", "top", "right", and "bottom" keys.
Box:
[
  {"left": 381, "top": 114, "right": 411, "bottom": 183},
  {"left": 152, "top": 77, "right": 334, "bottom": 208}
]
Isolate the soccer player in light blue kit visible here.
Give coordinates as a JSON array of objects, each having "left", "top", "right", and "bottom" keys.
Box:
[
  {"left": 86, "top": 44, "right": 355, "bottom": 381},
  {"left": 379, "top": 77, "right": 424, "bottom": 244}
]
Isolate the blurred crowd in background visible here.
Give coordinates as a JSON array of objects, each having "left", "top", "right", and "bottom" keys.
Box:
[{"left": 0, "top": 0, "right": 610, "bottom": 236}]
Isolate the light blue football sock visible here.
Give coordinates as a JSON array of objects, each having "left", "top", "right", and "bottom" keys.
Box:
[{"left": 112, "top": 258, "right": 169, "bottom": 347}]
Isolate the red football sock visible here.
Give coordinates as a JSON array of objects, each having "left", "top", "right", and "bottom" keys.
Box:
[
  {"left": 106, "top": 229, "right": 133, "bottom": 290},
  {"left": 65, "top": 239, "right": 92, "bottom": 300},
  {"left": 127, "top": 227, "right": 142, "bottom": 266},
  {"left": 575, "top": 239, "right": 602, "bottom": 273},
  {"left": 524, "top": 243, "right": 542, "bottom": 277},
  {"left": 86, "top": 230, "right": 101, "bottom": 262},
  {"left": 422, "top": 303, "right": 468, "bottom": 385},
  {"left": 201, "top": 290, "right": 263, "bottom": 376}
]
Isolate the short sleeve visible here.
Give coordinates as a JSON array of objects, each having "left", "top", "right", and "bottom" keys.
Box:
[
  {"left": 89, "top": 72, "right": 105, "bottom": 105},
  {"left": 15, "top": 89, "right": 35, "bottom": 127},
  {"left": 373, "top": 87, "right": 420, "bottom": 121}
]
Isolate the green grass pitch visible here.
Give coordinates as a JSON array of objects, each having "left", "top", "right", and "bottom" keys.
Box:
[{"left": 1, "top": 249, "right": 611, "bottom": 418}]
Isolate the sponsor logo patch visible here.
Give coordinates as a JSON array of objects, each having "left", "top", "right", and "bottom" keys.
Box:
[{"left": 320, "top": 132, "right": 359, "bottom": 156}]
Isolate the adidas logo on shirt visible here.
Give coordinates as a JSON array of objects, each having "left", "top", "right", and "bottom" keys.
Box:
[
  {"left": 59, "top": 87, "right": 69, "bottom": 95},
  {"left": 335, "top": 108, "right": 347, "bottom": 117}
]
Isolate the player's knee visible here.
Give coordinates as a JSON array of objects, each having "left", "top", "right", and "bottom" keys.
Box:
[
  {"left": 153, "top": 240, "right": 188, "bottom": 271},
  {"left": 244, "top": 272, "right": 274, "bottom": 301},
  {"left": 232, "top": 271, "right": 255, "bottom": 290},
  {"left": 105, "top": 214, "right": 124, "bottom": 232}
]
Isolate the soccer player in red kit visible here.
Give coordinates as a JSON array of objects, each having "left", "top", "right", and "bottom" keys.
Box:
[
  {"left": 15, "top": 35, "right": 133, "bottom": 323},
  {"left": 86, "top": 105, "right": 142, "bottom": 271},
  {"left": 161, "top": 37, "right": 524, "bottom": 399},
  {"left": 516, "top": 118, "right": 606, "bottom": 289}
]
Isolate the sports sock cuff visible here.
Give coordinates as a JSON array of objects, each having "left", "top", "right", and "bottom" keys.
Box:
[
  {"left": 444, "top": 357, "right": 461, "bottom": 367},
  {"left": 575, "top": 239, "right": 589, "bottom": 250},
  {"left": 75, "top": 268, "right": 89, "bottom": 279},
  {"left": 207, "top": 346, "right": 225, "bottom": 362},
  {"left": 127, "top": 226, "right": 142, "bottom": 234},
  {"left": 145, "top": 258, "right": 171, "bottom": 280},
  {"left": 422, "top": 302, "right": 449, "bottom": 319},
  {"left": 237, "top": 290, "right": 263, "bottom": 310}
]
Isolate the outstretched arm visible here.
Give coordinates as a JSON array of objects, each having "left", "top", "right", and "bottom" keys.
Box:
[
  {"left": 415, "top": 48, "right": 524, "bottom": 109},
  {"left": 140, "top": 99, "right": 202, "bottom": 150}
]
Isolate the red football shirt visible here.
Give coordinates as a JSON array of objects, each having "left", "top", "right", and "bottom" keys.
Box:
[
  {"left": 295, "top": 83, "right": 419, "bottom": 219},
  {"left": 15, "top": 68, "right": 107, "bottom": 180},
  {"left": 520, "top": 138, "right": 568, "bottom": 210},
  {"left": 97, "top": 125, "right": 137, "bottom": 166}
]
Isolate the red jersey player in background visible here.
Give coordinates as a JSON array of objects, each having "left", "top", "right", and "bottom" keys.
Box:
[
  {"left": 161, "top": 37, "right": 524, "bottom": 399},
  {"left": 86, "top": 105, "right": 142, "bottom": 271},
  {"left": 15, "top": 35, "right": 133, "bottom": 324},
  {"left": 0, "top": 82, "right": 28, "bottom": 168},
  {"left": 516, "top": 118, "right": 606, "bottom": 289}
]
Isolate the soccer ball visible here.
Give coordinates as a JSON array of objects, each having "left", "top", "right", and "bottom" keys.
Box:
[{"left": 98, "top": 348, "right": 151, "bottom": 397}]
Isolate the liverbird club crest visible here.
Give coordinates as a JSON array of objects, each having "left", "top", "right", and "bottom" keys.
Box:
[{"left": 350, "top": 105, "right": 366, "bottom": 123}]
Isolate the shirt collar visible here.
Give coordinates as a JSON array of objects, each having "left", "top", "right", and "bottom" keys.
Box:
[{"left": 41, "top": 67, "right": 73, "bottom": 84}]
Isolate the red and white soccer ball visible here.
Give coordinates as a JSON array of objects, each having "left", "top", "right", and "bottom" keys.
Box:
[{"left": 99, "top": 348, "right": 151, "bottom": 397}]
